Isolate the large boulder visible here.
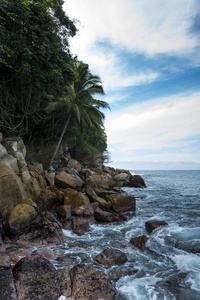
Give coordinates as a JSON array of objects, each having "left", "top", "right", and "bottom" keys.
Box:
[
  {"left": 95, "top": 248, "right": 128, "bottom": 267},
  {"left": 64, "top": 188, "right": 90, "bottom": 207},
  {"left": 12, "top": 255, "right": 71, "bottom": 300},
  {"left": 55, "top": 171, "right": 84, "bottom": 190},
  {"left": 70, "top": 264, "right": 117, "bottom": 300},
  {"left": 85, "top": 173, "right": 115, "bottom": 190},
  {"left": 72, "top": 217, "right": 90, "bottom": 235},
  {"left": 100, "top": 192, "right": 136, "bottom": 212},
  {"left": 0, "top": 254, "right": 17, "bottom": 299},
  {"left": 113, "top": 172, "right": 130, "bottom": 186},
  {"left": 125, "top": 174, "right": 146, "bottom": 188},
  {"left": 0, "top": 161, "right": 26, "bottom": 216},
  {"left": 7, "top": 203, "right": 38, "bottom": 236},
  {"left": 0, "top": 143, "right": 7, "bottom": 159},
  {"left": 145, "top": 219, "right": 168, "bottom": 234},
  {"left": 85, "top": 185, "right": 109, "bottom": 208},
  {"left": 1, "top": 153, "right": 19, "bottom": 174},
  {"left": 94, "top": 206, "right": 125, "bottom": 223},
  {"left": 67, "top": 158, "right": 82, "bottom": 172}
]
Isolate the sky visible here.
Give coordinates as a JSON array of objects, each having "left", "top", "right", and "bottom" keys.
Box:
[{"left": 64, "top": 0, "right": 200, "bottom": 170}]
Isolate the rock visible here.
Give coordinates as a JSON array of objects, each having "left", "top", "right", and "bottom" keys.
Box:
[
  {"left": 35, "top": 188, "right": 57, "bottom": 211},
  {"left": 55, "top": 171, "right": 84, "bottom": 190},
  {"left": 0, "top": 161, "right": 26, "bottom": 216},
  {"left": 95, "top": 248, "right": 128, "bottom": 267},
  {"left": 13, "top": 255, "right": 71, "bottom": 300},
  {"left": 8, "top": 203, "right": 38, "bottom": 236},
  {"left": 86, "top": 173, "right": 115, "bottom": 190},
  {"left": 2, "top": 137, "right": 26, "bottom": 158},
  {"left": 94, "top": 207, "right": 125, "bottom": 223},
  {"left": 101, "top": 192, "right": 136, "bottom": 212},
  {"left": 85, "top": 185, "right": 109, "bottom": 208},
  {"left": 113, "top": 172, "right": 129, "bottom": 186},
  {"left": 57, "top": 205, "right": 71, "bottom": 219},
  {"left": 125, "top": 174, "right": 146, "bottom": 188},
  {"left": 67, "top": 158, "right": 82, "bottom": 172},
  {"left": 28, "top": 164, "right": 47, "bottom": 190},
  {"left": 145, "top": 219, "right": 168, "bottom": 234},
  {"left": 0, "top": 132, "right": 3, "bottom": 143},
  {"left": 1, "top": 153, "right": 19, "bottom": 174},
  {"left": 64, "top": 188, "right": 90, "bottom": 207},
  {"left": 17, "top": 212, "right": 64, "bottom": 245},
  {"left": 72, "top": 217, "right": 90, "bottom": 235},
  {"left": 45, "top": 171, "right": 55, "bottom": 186},
  {"left": 0, "top": 234, "right": 6, "bottom": 253},
  {"left": 0, "top": 143, "right": 8, "bottom": 159},
  {"left": 130, "top": 235, "right": 148, "bottom": 250},
  {"left": 0, "top": 254, "right": 17, "bottom": 299},
  {"left": 110, "top": 266, "right": 138, "bottom": 280},
  {"left": 70, "top": 264, "right": 117, "bottom": 300}
]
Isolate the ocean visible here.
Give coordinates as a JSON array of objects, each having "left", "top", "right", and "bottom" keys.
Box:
[{"left": 56, "top": 170, "right": 200, "bottom": 300}]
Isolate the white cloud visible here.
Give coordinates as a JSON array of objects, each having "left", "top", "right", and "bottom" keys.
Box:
[
  {"left": 64, "top": 0, "right": 199, "bottom": 92},
  {"left": 105, "top": 92, "right": 200, "bottom": 159}
]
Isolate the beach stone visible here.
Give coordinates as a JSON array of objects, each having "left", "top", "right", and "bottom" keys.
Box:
[
  {"left": 13, "top": 255, "right": 71, "bottom": 300},
  {"left": 145, "top": 219, "right": 168, "bottom": 234},
  {"left": 130, "top": 235, "right": 148, "bottom": 250},
  {"left": 95, "top": 248, "right": 128, "bottom": 267},
  {"left": 55, "top": 171, "right": 84, "bottom": 190},
  {"left": 64, "top": 188, "right": 90, "bottom": 207},
  {"left": 0, "top": 254, "right": 17, "bottom": 299},
  {"left": 101, "top": 192, "right": 136, "bottom": 212},
  {"left": 70, "top": 264, "right": 117, "bottom": 299}
]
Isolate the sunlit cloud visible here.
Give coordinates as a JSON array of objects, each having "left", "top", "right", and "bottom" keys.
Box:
[{"left": 105, "top": 92, "right": 200, "bottom": 155}]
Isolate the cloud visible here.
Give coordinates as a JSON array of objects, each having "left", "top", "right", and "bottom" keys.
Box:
[
  {"left": 105, "top": 92, "right": 200, "bottom": 156},
  {"left": 65, "top": 0, "right": 200, "bottom": 92}
]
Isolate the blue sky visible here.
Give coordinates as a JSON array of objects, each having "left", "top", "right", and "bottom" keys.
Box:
[{"left": 65, "top": 0, "right": 200, "bottom": 170}]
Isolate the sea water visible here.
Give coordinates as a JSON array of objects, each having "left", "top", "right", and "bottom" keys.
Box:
[{"left": 55, "top": 170, "right": 200, "bottom": 300}]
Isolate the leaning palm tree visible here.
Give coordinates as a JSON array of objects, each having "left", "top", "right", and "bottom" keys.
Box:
[{"left": 47, "top": 58, "right": 110, "bottom": 168}]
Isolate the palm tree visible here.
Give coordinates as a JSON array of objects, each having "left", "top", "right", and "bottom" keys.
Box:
[{"left": 47, "top": 58, "right": 110, "bottom": 168}]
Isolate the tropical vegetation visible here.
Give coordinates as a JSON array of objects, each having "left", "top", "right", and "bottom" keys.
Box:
[{"left": 0, "top": 0, "right": 110, "bottom": 166}]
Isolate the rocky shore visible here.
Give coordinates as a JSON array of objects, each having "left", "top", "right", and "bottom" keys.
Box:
[{"left": 0, "top": 133, "right": 149, "bottom": 299}]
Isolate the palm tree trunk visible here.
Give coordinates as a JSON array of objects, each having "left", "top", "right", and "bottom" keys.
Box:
[{"left": 49, "top": 113, "right": 72, "bottom": 169}]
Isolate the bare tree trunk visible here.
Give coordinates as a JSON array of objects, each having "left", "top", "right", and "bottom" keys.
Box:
[{"left": 49, "top": 113, "right": 71, "bottom": 169}]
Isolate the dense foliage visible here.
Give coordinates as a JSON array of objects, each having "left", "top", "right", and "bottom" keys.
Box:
[{"left": 0, "top": 0, "right": 110, "bottom": 165}]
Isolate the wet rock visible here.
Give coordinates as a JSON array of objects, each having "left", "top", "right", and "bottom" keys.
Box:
[
  {"left": 145, "top": 219, "right": 168, "bottom": 234},
  {"left": 0, "top": 161, "right": 26, "bottom": 216},
  {"left": 95, "top": 248, "right": 128, "bottom": 267},
  {"left": 70, "top": 264, "right": 117, "bottom": 300},
  {"left": 16, "top": 212, "right": 64, "bottom": 245},
  {"left": 0, "top": 254, "right": 17, "bottom": 299},
  {"left": 110, "top": 266, "right": 138, "bottom": 280},
  {"left": 64, "top": 188, "right": 90, "bottom": 207},
  {"left": 94, "top": 206, "right": 125, "bottom": 223},
  {"left": 72, "top": 217, "right": 90, "bottom": 235},
  {"left": 130, "top": 235, "right": 148, "bottom": 250},
  {"left": 13, "top": 254, "right": 71, "bottom": 300},
  {"left": 55, "top": 171, "right": 84, "bottom": 190},
  {"left": 125, "top": 174, "right": 146, "bottom": 188}
]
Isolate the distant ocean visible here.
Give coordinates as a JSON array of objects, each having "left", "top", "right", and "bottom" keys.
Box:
[{"left": 59, "top": 170, "right": 200, "bottom": 300}]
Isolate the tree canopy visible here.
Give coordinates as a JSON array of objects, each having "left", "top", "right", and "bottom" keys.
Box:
[{"left": 0, "top": 0, "right": 110, "bottom": 166}]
